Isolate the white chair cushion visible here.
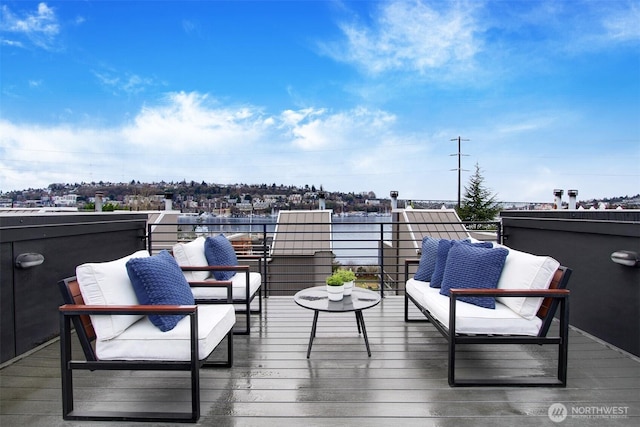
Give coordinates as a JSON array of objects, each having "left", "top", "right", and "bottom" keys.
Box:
[
  {"left": 495, "top": 246, "right": 560, "bottom": 320},
  {"left": 76, "top": 250, "right": 150, "bottom": 340},
  {"left": 406, "top": 278, "right": 542, "bottom": 336},
  {"left": 172, "top": 237, "right": 210, "bottom": 282},
  {"left": 96, "top": 304, "right": 236, "bottom": 361},
  {"left": 191, "top": 272, "right": 261, "bottom": 302}
]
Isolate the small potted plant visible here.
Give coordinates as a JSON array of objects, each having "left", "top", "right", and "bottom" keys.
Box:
[
  {"left": 335, "top": 269, "right": 356, "bottom": 296},
  {"left": 325, "top": 273, "right": 345, "bottom": 301}
]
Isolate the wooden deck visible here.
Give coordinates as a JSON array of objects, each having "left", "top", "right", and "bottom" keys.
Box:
[{"left": 1, "top": 296, "right": 639, "bottom": 426}]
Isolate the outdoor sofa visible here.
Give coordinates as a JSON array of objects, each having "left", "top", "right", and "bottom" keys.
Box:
[{"left": 404, "top": 238, "right": 571, "bottom": 387}]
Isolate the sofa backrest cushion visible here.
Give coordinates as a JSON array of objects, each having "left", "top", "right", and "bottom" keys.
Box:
[
  {"left": 204, "top": 234, "right": 238, "bottom": 281},
  {"left": 496, "top": 246, "right": 560, "bottom": 320},
  {"left": 126, "top": 250, "right": 196, "bottom": 332},
  {"left": 172, "top": 236, "right": 210, "bottom": 282},
  {"left": 439, "top": 242, "right": 509, "bottom": 309},
  {"left": 76, "top": 250, "right": 150, "bottom": 340}
]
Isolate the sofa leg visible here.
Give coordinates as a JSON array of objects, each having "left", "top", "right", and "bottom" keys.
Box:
[
  {"left": 60, "top": 314, "right": 74, "bottom": 419},
  {"left": 448, "top": 335, "right": 456, "bottom": 386}
]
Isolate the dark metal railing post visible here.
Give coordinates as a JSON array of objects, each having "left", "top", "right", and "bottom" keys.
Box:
[
  {"left": 378, "top": 223, "right": 385, "bottom": 298},
  {"left": 147, "top": 223, "right": 152, "bottom": 253},
  {"left": 261, "top": 224, "right": 269, "bottom": 298}
]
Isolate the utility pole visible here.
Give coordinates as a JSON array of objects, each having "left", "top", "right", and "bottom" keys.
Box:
[{"left": 450, "top": 136, "right": 470, "bottom": 209}]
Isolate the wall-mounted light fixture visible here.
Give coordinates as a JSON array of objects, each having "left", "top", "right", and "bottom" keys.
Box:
[
  {"left": 610, "top": 251, "right": 640, "bottom": 267},
  {"left": 15, "top": 253, "right": 45, "bottom": 269}
]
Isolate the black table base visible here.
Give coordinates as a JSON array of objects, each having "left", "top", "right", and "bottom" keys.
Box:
[{"left": 306, "top": 309, "right": 371, "bottom": 358}]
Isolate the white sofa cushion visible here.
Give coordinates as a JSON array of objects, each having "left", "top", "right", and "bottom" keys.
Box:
[
  {"left": 96, "top": 304, "right": 235, "bottom": 361},
  {"left": 406, "top": 278, "right": 542, "bottom": 336},
  {"left": 172, "top": 237, "right": 210, "bottom": 282},
  {"left": 76, "top": 250, "right": 150, "bottom": 340},
  {"left": 192, "top": 272, "right": 262, "bottom": 302},
  {"left": 496, "top": 247, "right": 560, "bottom": 320}
]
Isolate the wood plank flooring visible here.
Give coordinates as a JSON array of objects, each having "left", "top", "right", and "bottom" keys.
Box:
[{"left": 1, "top": 296, "right": 639, "bottom": 426}]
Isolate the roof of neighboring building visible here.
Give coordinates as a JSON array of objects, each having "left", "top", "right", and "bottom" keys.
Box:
[
  {"left": 271, "top": 210, "right": 332, "bottom": 256},
  {"left": 400, "top": 208, "right": 470, "bottom": 243},
  {"left": 0, "top": 207, "right": 79, "bottom": 215}
]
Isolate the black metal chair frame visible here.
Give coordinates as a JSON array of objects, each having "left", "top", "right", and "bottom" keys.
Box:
[
  {"left": 404, "top": 259, "right": 572, "bottom": 387},
  {"left": 58, "top": 277, "right": 234, "bottom": 423},
  {"left": 182, "top": 260, "right": 262, "bottom": 335}
]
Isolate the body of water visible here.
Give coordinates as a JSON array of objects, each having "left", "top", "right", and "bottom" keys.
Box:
[{"left": 179, "top": 214, "right": 392, "bottom": 264}]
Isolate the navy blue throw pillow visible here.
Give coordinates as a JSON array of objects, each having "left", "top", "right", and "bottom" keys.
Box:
[
  {"left": 439, "top": 242, "right": 509, "bottom": 309},
  {"left": 430, "top": 239, "right": 493, "bottom": 288},
  {"left": 430, "top": 239, "right": 456, "bottom": 288},
  {"left": 414, "top": 237, "right": 440, "bottom": 281},
  {"left": 126, "top": 250, "right": 195, "bottom": 332},
  {"left": 204, "top": 234, "right": 238, "bottom": 281}
]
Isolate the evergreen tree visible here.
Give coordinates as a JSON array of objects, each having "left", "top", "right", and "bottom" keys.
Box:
[{"left": 456, "top": 163, "right": 501, "bottom": 229}]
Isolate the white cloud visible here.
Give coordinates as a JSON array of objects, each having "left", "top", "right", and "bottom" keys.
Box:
[
  {"left": 182, "top": 19, "right": 204, "bottom": 38},
  {"left": 1, "top": 91, "right": 637, "bottom": 202},
  {"left": 601, "top": 3, "right": 640, "bottom": 42},
  {"left": 0, "top": 92, "right": 415, "bottom": 196},
  {"left": 1, "top": 2, "right": 60, "bottom": 50},
  {"left": 122, "top": 92, "right": 268, "bottom": 152},
  {"left": 327, "top": 0, "right": 482, "bottom": 76},
  {"left": 93, "top": 70, "right": 156, "bottom": 96},
  {"left": 279, "top": 107, "right": 396, "bottom": 151},
  {"left": 1, "top": 39, "right": 25, "bottom": 48}
]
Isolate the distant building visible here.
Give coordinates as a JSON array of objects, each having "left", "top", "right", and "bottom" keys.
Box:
[{"left": 53, "top": 194, "right": 78, "bottom": 207}]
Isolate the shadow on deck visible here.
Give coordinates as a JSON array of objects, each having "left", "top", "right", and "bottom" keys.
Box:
[{"left": 1, "top": 297, "right": 639, "bottom": 426}]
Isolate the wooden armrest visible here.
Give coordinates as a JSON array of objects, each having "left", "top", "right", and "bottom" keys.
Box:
[
  {"left": 59, "top": 304, "right": 197, "bottom": 315},
  {"left": 449, "top": 288, "right": 570, "bottom": 298},
  {"left": 180, "top": 265, "right": 249, "bottom": 272}
]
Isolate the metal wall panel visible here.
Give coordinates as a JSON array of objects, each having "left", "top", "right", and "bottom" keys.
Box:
[
  {"left": 0, "top": 213, "right": 147, "bottom": 363},
  {"left": 501, "top": 211, "right": 640, "bottom": 356}
]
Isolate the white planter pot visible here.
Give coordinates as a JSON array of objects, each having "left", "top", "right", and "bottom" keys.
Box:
[
  {"left": 326, "top": 284, "right": 344, "bottom": 301},
  {"left": 343, "top": 280, "right": 354, "bottom": 296}
]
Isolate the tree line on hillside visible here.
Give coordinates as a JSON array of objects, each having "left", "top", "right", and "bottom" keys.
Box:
[{"left": 5, "top": 181, "right": 377, "bottom": 204}]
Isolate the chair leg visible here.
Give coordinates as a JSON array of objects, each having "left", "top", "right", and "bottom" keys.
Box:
[
  {"left": 233, "top": 305, "right": 251, "bottom": 335},
  {"left": 250, "top": 287, "right": 263, "bottom": 314},
  {"left": 201, "top": 330, "right": 234, "bottom": 369},
  {"left": 190, "top": 348, "right": 200, "bottom": 421}
]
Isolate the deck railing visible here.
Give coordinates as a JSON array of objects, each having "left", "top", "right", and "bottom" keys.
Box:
[{"left": 147, "top": 220, "right": 501, "bottom": 297}]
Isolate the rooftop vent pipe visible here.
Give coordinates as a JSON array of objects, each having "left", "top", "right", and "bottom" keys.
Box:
[
  {"left": 568, "top": 189, "right": 578, "bottom": 210},
  {"left": 95, "top": 191, "right": 104, "bottom": 212},
  {"left": 553, "top": 189, "right": 563, "bottom": 210},
  {"left": 390, "top": 191, "right": 398, "bottom": 210},
  {"left": 164, "top": 191, "right": 173, "bottom": 211}
]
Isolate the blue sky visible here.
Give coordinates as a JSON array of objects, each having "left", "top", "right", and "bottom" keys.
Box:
[{"left": 1, "top": 0, "right": 639, "bottom": 203}]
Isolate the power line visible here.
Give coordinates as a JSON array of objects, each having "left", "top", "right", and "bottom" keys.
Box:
[{"left": 450, "top": 136, "right": 470, "bottom": 209}]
